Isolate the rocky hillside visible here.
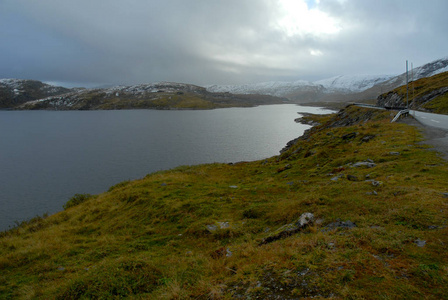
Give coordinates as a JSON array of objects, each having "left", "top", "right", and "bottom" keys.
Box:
[
  {"left": 0, "top": 79, "right": 71, "bottom": 108},
  {"left": 13, "top": 82, "right": 286, "bottom": 110},
  {"left": 377, "top": 71, "right": 448, "bottom": 113}
]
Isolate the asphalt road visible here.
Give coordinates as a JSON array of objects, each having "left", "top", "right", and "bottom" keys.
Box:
[
  {"left": 410, "top": 110, "right": 448, "bottom": 130},
  {"left": 400, "top": 111, "right": 448, "bottom": 160}
]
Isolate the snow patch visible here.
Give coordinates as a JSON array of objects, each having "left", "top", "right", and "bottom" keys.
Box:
[{"left": 315, "top": 74, "right": 396, "bottom": 93}]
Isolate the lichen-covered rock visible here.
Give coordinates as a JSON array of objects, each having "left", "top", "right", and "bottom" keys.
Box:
[
  {"left": 323, "top": 220, "right": 357, "bottom": 231},
  {"left": 259, "top": 212, "right": 314, "bottom": 245}
]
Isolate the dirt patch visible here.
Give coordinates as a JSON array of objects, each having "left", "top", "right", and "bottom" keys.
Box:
[{"left": 399, "top": 116, "right": 448, "bottom": 161}]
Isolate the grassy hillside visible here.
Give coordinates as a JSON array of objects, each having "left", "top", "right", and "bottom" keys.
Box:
[
  {"left": 378, "top": 71, "right": 448, "bottom": 114},
  {"left": 1, "top": 106, "right": 448, "bottom": 299}
]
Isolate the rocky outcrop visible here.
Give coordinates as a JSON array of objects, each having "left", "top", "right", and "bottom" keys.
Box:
[
  {"left": 259, "top": 212, "right": 314, "bottom": 245},
  {"left": 376, "top": 91, "right": 406, "bottom": 109},
  {"left": 377, "top": 86, "right": 448, "bottom": 111}
]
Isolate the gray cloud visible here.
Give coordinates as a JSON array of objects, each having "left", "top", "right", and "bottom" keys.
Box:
[{"left": 0, "top": 0, "right": 447, "bottom": 87}]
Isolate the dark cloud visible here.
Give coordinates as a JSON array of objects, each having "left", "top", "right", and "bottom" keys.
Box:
[{"left": 0, "top": 0, "right": 447, "bottom": 87}]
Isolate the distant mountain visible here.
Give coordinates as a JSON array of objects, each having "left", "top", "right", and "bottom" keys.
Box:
[
  {"left": 206, "top": 75, "right": 396, "bottom": 101},
  {"left": 207, "top": 80, "right": 322, "bottom": 97},
  {"left": 16, "top": 82, "right": 286, "bottom": 110},
  {"left": 207, "top": 57, "right": 448, "bottom": 103},
  {"left": 360, "top": 57, "right": 448, "bottom": 97},
  {"left": 0, "top": 79, "right": 71, "bottom": 108},
  {"left": 315, "top": 74, "right": 395, "bottom": 93},
  {"left": 3, "top": 57, "right": 447, "bottom": 109}
]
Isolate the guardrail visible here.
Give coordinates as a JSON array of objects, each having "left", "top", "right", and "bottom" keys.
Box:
[{"left": 391, "top": 109, "right": 410, "bottom": 122}]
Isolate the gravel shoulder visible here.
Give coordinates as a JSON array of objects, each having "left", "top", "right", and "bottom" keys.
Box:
[{"left": 399, "top": 116, "right": 448, "bottom": 160}]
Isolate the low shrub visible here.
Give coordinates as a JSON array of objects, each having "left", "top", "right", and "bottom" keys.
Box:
[{"left": 63, "top": 193, "right": 95, "bottom": 210}]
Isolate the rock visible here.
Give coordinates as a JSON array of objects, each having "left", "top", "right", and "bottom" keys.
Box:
[
  {"left": 298, "top": 268, "right": 310, "bottom": 276},
  {"left": 389, "top": 151, "right": 400, "bottom": 156},
  {"left": 218, "top": 222, "right": 230, "bottom": 229},
  {"left": 277, "top": 164, "right": 292, "bottom": 173},
  {"left": 370, "top": 225, "right": 383, "bottom": 229},
  {"left": 366, "top": 191, "right": 378, "bottom": 195},
  {"left": 323, "top": 220, "right": 357, "bottom": 231},
  {"left": 342, "top": 132, "right": 357, "bottom": 140},
  {"left": 211, "top": 247, "right": 232, "bottom": 259},
  {"left": 442, "top": 193, "right": 448, "bottom": 198},
  {"left": 415, "top": 239, "right": 426, "bottom": 247},
  {"left": 226, "top": 248, "right": 233, "bottom": 257},
  {"left": 304, "top": 150, "right": 316, "bottom": 158},
  {"left": 206, "top": 221, "right": 230, "bottom": 232},
  {"left": 297, "top": 212, "right": 314, "bottom": 227},
  {"left": 347, "top": 174, "right": 359, "bottom": 181},
  {"left": 366, "top": 179, "right": 383, "bottom": 187},
  {"left": 352, "top": 161, "right": 376, "bottom": 168},
  {"left": 259, "top": 212, "right": 314, "bottom": 245},
  {"left": 377, "top": 92, "right": 405, "bottom": 109},
  {"left": 361, "top": 135, "right": 376, "bottom": 142},
  {"left": 206, "top": 224, "right": 218, "bottom": 232},
  {"left": 229, "top": 185, "right": 238, "bottom": 189},
  {"left": 331, "top": 174, "right": 344, "bottom": 181}
]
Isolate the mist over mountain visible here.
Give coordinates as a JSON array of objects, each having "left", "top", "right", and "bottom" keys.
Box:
[{"left": 207, "top": 57, "right": 448, "bottom": 103}]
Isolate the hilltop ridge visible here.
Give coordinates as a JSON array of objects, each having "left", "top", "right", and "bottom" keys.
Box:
[
  {"left": 13, "top": 82, "right": 286, "bottom": 110},
  {"left": 0, "top": 79, "right": 71, "bottom": 108}
]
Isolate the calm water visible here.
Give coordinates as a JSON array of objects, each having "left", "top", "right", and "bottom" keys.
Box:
[{"left": 0, "top": 105, "right": 331, "bottom": 231}]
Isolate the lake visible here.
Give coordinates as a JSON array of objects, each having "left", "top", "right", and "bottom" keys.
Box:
[{"left": 0, "top": 104, "right": 332, "bottom": 231}]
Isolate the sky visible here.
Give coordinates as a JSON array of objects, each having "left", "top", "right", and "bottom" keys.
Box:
[{"left": 0, "top": 0, "right": 447, "bottom": 88}]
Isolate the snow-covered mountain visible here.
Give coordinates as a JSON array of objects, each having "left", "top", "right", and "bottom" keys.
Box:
[
  {"left": 315, "top": 74, "right": 395, "bottom": 93},
  {"left": 206, "top": 80, "right": 322, "bottom": 97},
  {"left": 376, "top": 57, "right": 448, "bottom": 89},
  {"left": 14, "top": 81, "right": 286, "bottom": 110},
  {"left": 353, "top": 57, "right": 448, "bottom": 102},
  {"left": 0, "top": 78, "right": 70, "bottom": 108},
  {"left": 206, "top": 57, "right": 448, "bottom": 102},
  {"left": 206, "top": 75, "right": 395, "bottom": 100}
]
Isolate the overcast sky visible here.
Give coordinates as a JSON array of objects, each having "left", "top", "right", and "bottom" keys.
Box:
[{"left": 1, "top": 0, "right": 447, "bottom": 87}]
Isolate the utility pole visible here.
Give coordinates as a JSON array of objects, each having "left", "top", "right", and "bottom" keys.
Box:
[
  {"left": 406, "top": 60, "right": 409, "bottom": 108},
  {"left": 412, "top": 63, "right": 415, "bottom": 102},
  {"left": 412, "top": 62, "right": 415, "bottom": 116}
]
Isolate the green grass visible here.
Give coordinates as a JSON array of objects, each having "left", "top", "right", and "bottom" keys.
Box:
[
  {"left": 422, "top": 92, "right": 448, "bottom": 114},
  {"left": 1, "top": 106, "right": 448, "bottom": 299}
]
